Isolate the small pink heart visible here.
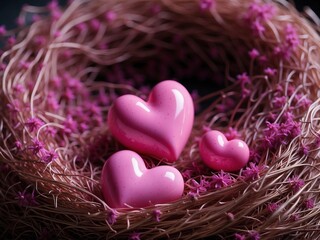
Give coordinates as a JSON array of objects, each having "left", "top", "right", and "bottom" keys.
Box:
[
  {"left": 108, "top": 80, "right": 194, "bottom": 162},
  {"left": 199, "top": 130, "right": 249, "bottom": 172},
  {"left": 101, "top": 150, "right": 184, "bottom": 208}
]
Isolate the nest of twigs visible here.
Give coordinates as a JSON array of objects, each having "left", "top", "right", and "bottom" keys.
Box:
[{"left": 0, "top": 0, "right": 320, "bottom": 239}]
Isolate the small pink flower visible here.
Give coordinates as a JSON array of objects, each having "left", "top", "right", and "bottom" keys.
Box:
[
  {"left": 153, "top": 209, "right": 162, "bottom": 222},
  {"left": 106, "top": 210, "right": 117, "bottom": 225},
  {"left": 25, "top": 117, "right": 44, "bottom": 132},
  {"left": 47, "top": 0, "right": 59, "bottom": 11},
  {"left": 0, "top": 25, "right": 6, "bottom": 36},
  {"left": 211, "top": 171, "right": 234, "bottom": 189},
  {"left": 267, "top": 202, "right": 279, "bottom": 213},
  {"left": 300, "top": 144, "right": 309, "bottom": 155},
  {"left": 14, "top": 140, "right": 23, "bottom": 152},
  {"left": 46, "top": 127, "right": 57, "bottom": 137},
  {"left": 63, "top": 115, "right": 78, "bottom": 134},
  {"left": 13, "top": 84, "right": 25, "bottom": 93},
  {"left": 89, "top": 19, "right": 101, "bottom": 31},
  {"left": 304, "top": 198, "right": 315, "bottom": 209},
  {"left": 29, "top": 139, "right": 45, "bottom": 154},
  {"left": 237, "top": 72, "right": 250, "bottom": 85},
  {"left": 234, "top": 233, "right": 246, "bottom": 240},
  {"left": 181, "top": 169, "right": 194, "bottom": 179},
  {"left": 129, "top": 232, "right": 141, "bottom": 240},
  {"left": 288, "top": 176, "right": 304, "bottom": 192},
  {"left": 7, "top": 36, "right": 16, "bottom": 46},
  {"left": 272, "top": 96, "right": 287, "bottom": 108},
  {"left": 75, "top": 22, "right": 87, "bottom": 32},
  {"left": 249, "top": 48, "right": 260, "bottom": 59},
  {"left": 251, "top": 19, "right": 265, "bottom": 35},
  {"left": 249, "top": 149, "right": 261, "bottom": 164},
  {"left": 242, "top": 162, "right": 265, "bottom": 181},
  {"left": 290, "top": 213, "right": 300, "bottom": 221},
  {"left": 200, "top": 0, "right": 214, "bottom": 10},
  {"left": 285, "top": 24, "right": 299, "bottom": 48},
  {"left": 264, "top": 67, "right": 277, "bottom": 77},
  {"left": 63, "top": 88, "right": 75, "bottom": 101},
  {"left": 40, "top": 149, "right": 58, "bottom": 163},
  {"left": 16, "top": 189, "right": 38, "bottom": 207},
  {"left": 7, "top": 100, "right": 20, "bottom": 114},
  {"left": 248, "top": 230, "right": 260, "bottom": 240},
  {"left": 105, "top": 11, "right": 116, "bottom": 22}
]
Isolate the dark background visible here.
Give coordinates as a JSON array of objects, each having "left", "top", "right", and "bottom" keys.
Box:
[{"left": 0, "top": 0, "right": 319, "bottom": 29}]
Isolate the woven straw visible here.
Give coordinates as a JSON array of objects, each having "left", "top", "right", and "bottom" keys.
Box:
[{"left": 0, "top": 0, "right": 319, "bottom": 239}]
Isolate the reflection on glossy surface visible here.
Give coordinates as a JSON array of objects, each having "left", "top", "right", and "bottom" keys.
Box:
[
  {"left": 101, "top": 150, "right": 184, "bottom": 208},
  {"left": 172, "top": 88, "right": 184, "bottom": 118},
  {"left": 136, "top": 101, "right": 150, "bottom": 113},
  {"left": 108, "top": 80, "right": 194, "bottom": 162},
  {"left": 132, "top": 157, "right": 143, "bottom": 177}
]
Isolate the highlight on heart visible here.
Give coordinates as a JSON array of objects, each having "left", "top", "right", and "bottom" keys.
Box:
[{"left": 0, "top": 0, "right": 319, "bottom": 239}]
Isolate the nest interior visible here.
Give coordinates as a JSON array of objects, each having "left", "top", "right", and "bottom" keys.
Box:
[{"left": 0, "top": 0, "right": 320, "bottom": 239}]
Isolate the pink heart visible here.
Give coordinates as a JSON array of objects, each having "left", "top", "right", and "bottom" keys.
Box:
[
  {"left": 101, "top": 150, "right": 184, "bottom": 208},
  {"left": 108, "top": 80, "right": 194, "bottom": 162},
  {"left": 199, "top": 130, "right": 249, "bottom": 172}
]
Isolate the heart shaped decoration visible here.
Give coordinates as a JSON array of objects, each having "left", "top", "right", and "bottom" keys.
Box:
[
  {"left": 108, "top": 80, "right": 194, "bottom": 162},
  {"left": 199, "top": 130, "right": 249, "bottom": 172},
  {"left": 101, "top": 150, "right": 184, "bottom": 208}
]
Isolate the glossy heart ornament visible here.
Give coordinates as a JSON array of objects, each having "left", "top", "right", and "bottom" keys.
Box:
[
  {"left": 108, "top": 80, "right": 194, "bottom": 162},
  {"left": 101, "top": 150, "right": 184, "bottom": 208},
  {"left": 199, "top": 130, "right": 250, "bottom": 172}
]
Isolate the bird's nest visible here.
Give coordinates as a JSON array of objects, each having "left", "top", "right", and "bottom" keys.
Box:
[{"left": 0, "top": 0, "right": 319, "bottom": 239}]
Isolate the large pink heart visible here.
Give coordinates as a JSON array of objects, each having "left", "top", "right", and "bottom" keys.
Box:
[
  {"left": 101, "top": 150, "right": 184, "bottom": 208},
  {"left": 199, "top": 130, "right": 249, "bottom": 172},
  {"left": 108, "top": 80, "right": 194, "bottom": 162}
]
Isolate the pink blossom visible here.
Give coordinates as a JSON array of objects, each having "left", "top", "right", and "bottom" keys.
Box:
[
  {"left": 251, "top": 19, "right": 265, "bottom": 35},
  {"left": 0, "top": 25, "right": 6, "bottom": 36},
  {"left": 14, "top": 140, "right": 23, "bottom": 152},
  {"left": 7, "top": 100, "right": 20, "bottom": 114},
  {"left": 211, "top": 171, "right": 234, "bottom": 189},
  {"left": 288, "top": 176, "right": 304, "bottom": 192},
  {"left": 29, "top": 139, "right": 45, "bottom": 154},
  {"left": 105, "top": 11, "right": 117, "bottom": 22},
  {"left": 242, "top": 162, "right": 265, "bottom": 181},
  {"left": 290, "top": 213, "right": 300, "bottom": 221},
  {"left": 249, "top": 149, "right": 261, "bottom": 163},
  {"left": 63, "top": 115, "right": 78, "bottom": 134},
  {"left": 237, "top": 72, "right": 250, "bottom": 85},
  {"left": 16, "top": 189, "right": 38, "bottom": 207},
  {"left": 264, "top": 67, "right": 277, "bottom": 77},
  {"left": 300, "top": 144, "right": 309, "bottom": 155},
  {"left": 153, "top": 209, "right": 162, "bottom": 222},
  {"left": 304, "top": 198, "right": 315, "bottom": 209},
  {"left": 249, "top": 48, "right": 260, "bottom": 59},
  {"left": 129, "top": 232, "right": 141, "bottom": 240},
  {"left": 267, "top": 202, "right": 279, "bottom": 213},
  {"left": 200, "top": 0, "right": 214, "bottom": 10},
  {"left": 234, "top": 233, "right": 246, "bottom": 240},
  {"left": 285, "top": 24, "right": 299, "bottom": 49},
  {"left": 7, "top": 36, "right": 16, "bottom": 46},
  {"left": 40, "top": 149, "right": 58, "bottom": 163},
  {"left": 89, "top": 19, "right": 101, "bottom": 31},
  {"left": 47, "top": 0, "right": 59, "bottom": 11},
  {"left": 106, "top": 210, "right": 117, "bottom": 225},
  {"left": 248, "top": 230, "right": 260, "bottom": 240},
  {"left": 272, "top": 96, "right": 287, "bottom": 108},
  {"left": 25, "top": 117, "right": 44, "bottom": 132}
]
